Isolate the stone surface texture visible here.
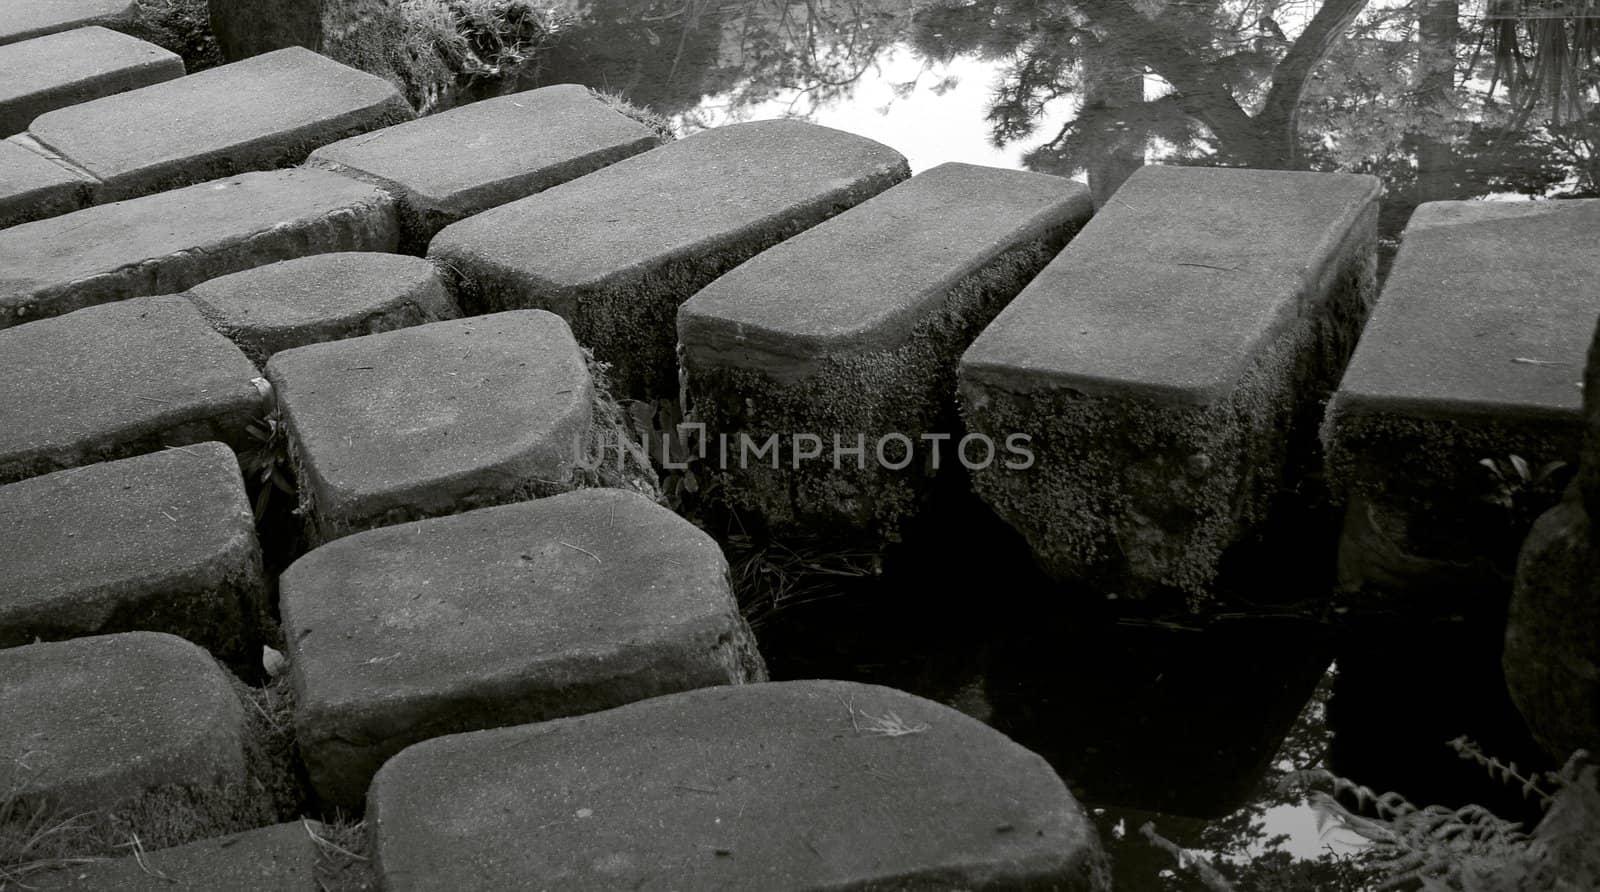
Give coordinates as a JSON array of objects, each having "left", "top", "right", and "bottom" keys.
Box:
[
  {"left": 0, "top": 27, "right": 183, "bottom": 136},
  {"left": 186, "top": 251, "right": 459, "bottom": 366},
  {"left": 27, "top": 821, "right": 322, "bottom": 890},
  {"left": 0, "top": 168, "right": 399, "bottom": 328},
  {"left": 368, "top": 680, "right": 1109, "bottom": 891},
  {"left": 960, "top": 165, "right": 1381, "bottom": 596},
  {"left": 0, "top": 296, "right": 266, "bottom": 484},
  {"left": 0, "top": 0, "right": 135, "bottom": 46},
  {"left": 0, "top": 443, "right": 265, "bottom": 660},
  {"left": 429, "top": 119, "right": 909, "bottom": 397},
  {"left": 0, "top": 135, "right": 93, "bottom": 227}
]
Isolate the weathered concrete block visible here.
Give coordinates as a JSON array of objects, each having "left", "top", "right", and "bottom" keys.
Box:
[
  {"left": 0, "top": 296, "right": 267, "bottom": 484},
  {"left": 26, "top": 46, "right": 413, "bottom": 201},
  {"left": 186, "top": 252, "right": 459, "bottom": 367},
  {"left": 0, "top": 135, "right": 93, "bottom": 227},
  {"left": 0, "top": 0, "right": 135, "bottom": 46},
  {"left": 0, "top": 443, "right": 265, "bottom": 661},
  {"left": 0, "top": 632, "right": 248, "bottom": 816},
  {"left": 960, "top": 166, "right": 1380, "bottom": 597},
  {"left": 679, "top": 162, "right": 1091, "bottom": 541},
  {"left": 368, "top": 680, "right": 1109, "bottom": 891},
  {"left": 27, "top": 821, "right": 321, "bottom": 890},
  {"left": 0, "top": 27, "right": 183, "bottom": 136},
  {"left": 1324, "top": 200, "right": 1599, "bottom": 601},
  {"left": 282, "top": 488, "right": 765, "bottom": 809},
  {"left": 267, "top": 311, "right": 594, "bottom": 543},
  {"left": 0, "top": 168, "right": 398, "bottom": 327},
  {"left": 309, "top": 84, "right": 661, "bottom": 253},
  {"left": 429, "top": 119, "right": 909, "bottom": 397}
]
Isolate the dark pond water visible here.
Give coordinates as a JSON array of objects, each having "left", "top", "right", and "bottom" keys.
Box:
[{"left": 515, "top": 1, "right": 1595, "bottom": 886}]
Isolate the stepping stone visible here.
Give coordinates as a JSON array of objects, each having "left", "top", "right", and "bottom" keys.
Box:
[
  {"left": 368, "top": 680, "right": 1109, "bottom": 891},
  {"left": 0, "top": 296, "right": 266, "bottom": 484},
  {"left": 679, "top": 162, "right": 1092, "bottom": 540},
  {"left": 309, "top": 84, "right": 661, "bottom": 253},
  {"left": 0, "top": 632, "right": 249, "bottom": 817},
  {"left": 26, "top": 821, "right": 322, "bottom": 890},
  {"left": 960, "top": 166, "right": 1381, "bottom": 596},
  {"left": 0, "top": 443, "right": 265, "bottom": 661},
  {"left": 186, "top": 252, "right": 459, "bottom": 367},
  {"left": 281, "top": 488, "right": 765, "bottom": 809},
  {"left": 0, "top": 135, "right": 93, "bottom": 227},
  {"left": 0, "top": 167, "right": 398, "bottom": 328},
  {"left": 0, "top": 27, "right": 184, "bottom": 136},
  {"left": 1324, "top": 199, "right": 1599, "bottom": 599},
  {"left": 25, "top": 46, "right": 413, "bottom": 201},
  {"left": 266, "top": 311, "right": 594, "bottom": 544},
  {"left": 429, "top": 119, "right": 909, "bottom": 397},
  {"left": 0, "top": 0, "right": 135, "bottom": 46}
]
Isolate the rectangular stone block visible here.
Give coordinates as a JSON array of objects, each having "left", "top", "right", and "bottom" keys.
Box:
[
  {"left": 959, "top": 166, "right": 1381, "bottom": 597},
  {"left": 0, "top": 0, "right": 135, "bottom": 46},
  {"left": 429, "top": 119, "right": 909, "bottom": 397},
  {"left": 309, "top": 84, "right": 661, "bottom": 253},
  {"left": 25, "top": 45, "right": 413, "bottom": 201},
  {"left": 0, "top": 135, "right": 93, "bottom": 227},
  {"left": 0, "top": 167, "right": 398, "bottom": 327},
  {"left": 0, "top": 443, "right": 266, "bottom": 662},
  {"left": 26, "top": 821, "right": 322, "bottom": 891},
  {"left": 678, "top": 162, "right": 1093, "bottom": 541},
  {"left": 0, "top": 27, "right": 184, "bottom": 136},
  {"left": 1323, "top": 199, "right": 1599, "bottom": 599},
  {"left": 0, "top": 295, "right": 267, "bottom": 484}
]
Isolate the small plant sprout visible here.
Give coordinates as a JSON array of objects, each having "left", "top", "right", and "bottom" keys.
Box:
[
  {"left": 839, "top": 695, "right": 930, "bottom": 737},
  {"left": 1479, "top": 454, "right": 1568, "bottom": 511}
]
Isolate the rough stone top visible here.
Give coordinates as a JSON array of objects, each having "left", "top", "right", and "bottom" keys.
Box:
[
  {"left": 1, "top": 132, "right": 86, "bottom": 193},
  {"left": 25, "top": 46, "right": 409, "bottom": 189},
  {"left": 679, "top": 162, "right": 1091, "bottom": 376},
  {"left": 0, "top": 26, "right": 182, "bottom": 118},
  {"left": 281, "top": 488, "right": 735, "bottom": 714},
  {"left": 962, "top": 165, "right": 1381, "bottom": 404},
  {"left": 0, "top": 442, "right": 253, "bottom": 619},
  {"left": 369, "top": 679, "right": 1104, "bottom": 891},
  {"left": 308, "top": 84, "right": 658, "bottom": 215},
  {"left": 0, "top": 631, "right": 244, "bottom": 807},
  {"left": 0, "top": 168, "right": 394, "bottom": 324},
  {"left": 186, "top": 252, "right": 444, "bottom": 332},
  {"left": 428, "top": 119, "right": 908, "bottom": 290},
  {"left": 0, "top": 0, "right": 133, "bottom": 45},
  {"left": 27, "top": 821, "right": 320, "bottom": 890},
  {"left": 1335, "top": 199, "right": 1600, "bottom": 424}
]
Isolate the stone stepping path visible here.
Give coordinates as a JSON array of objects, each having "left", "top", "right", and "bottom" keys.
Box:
[
  {"left": 281, "top": 488, "right": 764, "bottom": 809},
  {"left": 186, "top": 251, "right": 459, "bottom": 368},
  {"left": 679, "top": 161, "right": 1093, "bottom": 540},
  {"left": 960, "top": 166, "right": 1380, "bottom": 596},
  {"left": 0, "top": 168, "right": 397, "bottom": 327},
  {"left": 0, "top": 134, "right": 93, "bottom": 226},
  {"left": 0, "top": 0, "right": 134, "bottom": 46},
  {"left": 309, "top": 84, "right": 661, "bottom": 253},
  {"left": 0, "top": 443, "right": 265, "bottom": 661},
  {"left": 1324, "top": 199, "right": 1600, "bottom": 594},
  {"left": 26, "top": 821, "right": 323, "bottom": 890},
  {"left": 22, "top": 46, "right": 411, "bottom": 202},
  {"left": 0, "top": 632, "right": 250, "bottom": 816},
  {"left": 367, "top": 680, "right": 1108, "bottom": 890},
  {"left": 429, "top": 119, "right": 909, "bottom": 397},
  {"left": 0, "top": 295, "right": 265, "bottom": 484},
  {"left": 266, "top": 310, "right": 594, "bottom": 544},
  {"left": 0, "top": 26, "right": 182, "bottom": 137}
]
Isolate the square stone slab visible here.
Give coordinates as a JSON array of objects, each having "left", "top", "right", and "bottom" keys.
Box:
[
  {"left": 25, "top": 46, "right": 413, "bottom": 201},
  {"left": 281, "top": 488, "right": 765, "bottom": 809},
  {"left": 0, "top": 27, "right": 184, "bottom": 136},
  {"left": 678, "top": 162, "right": 1093, "bottom": 540},
  {"left": 266, "top": 310, "right": 595, "bottom": 543},
  {"left": 0, "top": 167, "right": 399, "bottom": 328},
  {"left": 960, "top": 165, "right": 1381, "bottom": 597},
  {"left": 428, "top": 119, "right": 909, "bottom": 397},
  {"left": 0, "top": 632, "right": 248, "bottom": 815},
  {"left": 367, "top": 680, "right": 1109, "bottom": 891},
  {"left": 0, "top": 295, "right": 266, "bottom": 484},
  {"left": 186, "top": 252, "right": 460, "bottom": 367},
  {"left": 0, "top": 0, "right": 135, "bottom": 46},
  {"left": 0, "top": 443, "right": 265, "bottom": 661},
  {"left": 26, "top": 821, "right": 322, "bottom": 890},
  {"left": 308, "top": 84, "right": 661, "bottom": 253},
  {"left": 0, "top": 135, "right": 93, "bottom": 227}
]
